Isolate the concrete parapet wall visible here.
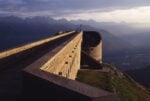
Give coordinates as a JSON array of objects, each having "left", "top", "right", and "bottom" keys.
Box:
[
  {"left": 0, "top": 30, "right": 118, "bottom": 101},
  {"left": 0, "top": 31, "right": 75, "bottom": 71},
  {"left": 23, "top": 31, "right": 119, "bottom": 101},
  {"left": 0, "top": 31, "right": 75, "bottom": 59},
  {"left": 40, "top": 32, "right": 82, "bottom": 79},
  {"left": 23, "top": 66, "right": 119, "bottom": 101},
  {"left": 38, "top": 32, "right": 82, "bottom": 79}
]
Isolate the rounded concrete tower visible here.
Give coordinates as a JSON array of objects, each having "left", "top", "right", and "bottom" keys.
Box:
[{"left": 82, "top": 31, "right": 102, "bottom": 63}]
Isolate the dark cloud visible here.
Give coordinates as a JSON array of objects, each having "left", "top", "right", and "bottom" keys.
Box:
[{"left": 0, "top": 0, "right": 150, "bottom": 17}]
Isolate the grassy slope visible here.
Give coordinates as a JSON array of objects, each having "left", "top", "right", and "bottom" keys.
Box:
[{"left": 76, "top": 63, "right": 150, "bottom": 101}]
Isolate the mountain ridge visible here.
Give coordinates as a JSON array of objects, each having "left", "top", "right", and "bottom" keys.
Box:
[{"left": 0, "top": 16, "right": 132, "bottom": 54}]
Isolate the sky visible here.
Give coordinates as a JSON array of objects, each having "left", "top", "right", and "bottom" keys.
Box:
[{"left": 0, "top": 0, "right": 150, "bottom": 26}]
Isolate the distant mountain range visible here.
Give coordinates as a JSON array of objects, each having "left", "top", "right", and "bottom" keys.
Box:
[
  {"left": 71, "top": 19, "right": 150, "bottom": 49},
  {"left": 71, "top": 19, "right": 143, "bottom": 35},
  {"left": 121, "top": 33, "right": 150, "bottom": 48},
  {"left": 0, "top": 16, "right": 133, "bottom": 54},
  {"left": 0, "top": 16, "right": 76, "bottom": 51}
]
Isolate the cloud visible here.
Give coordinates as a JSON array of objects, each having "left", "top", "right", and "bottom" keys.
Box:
[
  {"left": 0, "top": 0, "right": 150, "bottom": 24},
  {"left": 57, "top": 6, "right": 150, "bottom": 24},
  {"left": 0, "top": 0, "right": 150, "bottom": 16}
]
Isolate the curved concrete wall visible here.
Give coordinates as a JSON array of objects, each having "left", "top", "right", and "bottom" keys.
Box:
[{"left": 82, "top": 31, "right": 102, "bottom": 63}]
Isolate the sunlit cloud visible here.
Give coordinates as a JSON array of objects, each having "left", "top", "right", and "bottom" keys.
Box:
[
  {"left": 0, "top": 0, "right": 150, "bottom": 28},
  {"left": 56, "top": 6, "right": 150, "bottom": 24}
]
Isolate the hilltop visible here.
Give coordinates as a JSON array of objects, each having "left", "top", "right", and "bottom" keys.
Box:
[{"left": 76, "top": 63, "right": 150, "bottom": 101}]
